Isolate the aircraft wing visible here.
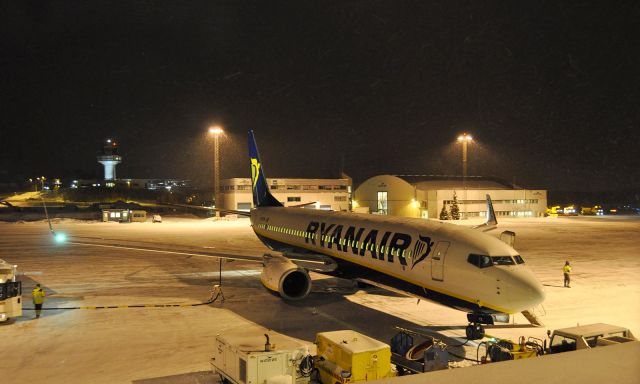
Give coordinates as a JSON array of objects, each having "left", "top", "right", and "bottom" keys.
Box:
[
  {"left": 60, "top": 235, "right": 336, "bottom": 272},
  {"left": 65, "top": 235, "right": 264, "bottom": 262},
  {"left": 287, "top": 201, "right": 318, "bottom": 208},
  {"left": 158, "top": 203, "right": 251, "bottom": 217}
]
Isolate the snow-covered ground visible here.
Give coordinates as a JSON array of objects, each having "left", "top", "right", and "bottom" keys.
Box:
[{"left": 0, "top": 215, "right": 638, "bottom": 383}]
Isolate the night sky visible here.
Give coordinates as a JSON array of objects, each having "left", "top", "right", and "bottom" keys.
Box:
[{"left": 1, "top": 1, "right": 638, "bottom": 193}]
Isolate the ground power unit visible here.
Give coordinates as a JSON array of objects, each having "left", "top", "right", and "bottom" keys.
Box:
[
  {"left": 314, "top": 330, "right": 393, "bottom": 383},
  {"left": 211, "top": 332, "right": 314, "bottom": 384}
]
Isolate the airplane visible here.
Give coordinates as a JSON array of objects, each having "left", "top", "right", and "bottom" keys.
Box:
[{"left": 60, "top": 130, "right": 545, "bottom": 340}]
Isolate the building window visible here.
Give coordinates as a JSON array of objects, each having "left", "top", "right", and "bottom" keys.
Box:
[
  {"left": 334, "top": 196, "right": 347, "bottom": 201},
  {"left": 319, "top": 185, "right": 333, "bottom": 190},
  {"left": 237, "top": 202, "right": 252, "bottom": 211},
  {"left": 287, "top": 196, "right": 301, "bottom": 202},
  {"left": 377, "top": 191, "right": 388, "bottom": 215}
]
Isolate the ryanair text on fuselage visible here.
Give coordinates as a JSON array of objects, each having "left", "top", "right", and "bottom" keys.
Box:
[{"left": 304, "top": 220, "right": 435, "bottom": 270}]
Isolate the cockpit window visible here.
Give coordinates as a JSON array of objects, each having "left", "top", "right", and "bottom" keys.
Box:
[
  {"left": 467, "top": 254, "right": 492, "bottom": 269},
  {"left": 492, "top": 256, "right": 515, "bottom": 265},
  {"left": 514, "top": 255, "right": 525, "bottom": 264}
]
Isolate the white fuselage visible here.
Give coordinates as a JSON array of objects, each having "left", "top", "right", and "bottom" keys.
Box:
[{"left": 251, "top": 207, "right": 544, "bottom": 314}]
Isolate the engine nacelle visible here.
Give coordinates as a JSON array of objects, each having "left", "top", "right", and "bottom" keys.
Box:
[{"left": 261, "top": 256, "right": 312, "bottom": 300}]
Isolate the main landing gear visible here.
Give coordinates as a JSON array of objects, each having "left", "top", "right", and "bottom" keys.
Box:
[{"left": 465, "top": 313, "right": 494, "bottom": 340}]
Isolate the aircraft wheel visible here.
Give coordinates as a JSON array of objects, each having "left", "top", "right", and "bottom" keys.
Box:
[{"left": 465, "top": 324, "right": 485, "bottom": 340}]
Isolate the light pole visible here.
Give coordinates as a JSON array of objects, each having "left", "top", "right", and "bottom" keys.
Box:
[
  {"left": 457, "top": 133, "right": 473, "bottom": 219},
  {"left": 208, "top": 126, "right": 224, "bottom": 211},
  {"left": 457, "top": 133, "right": 473, "bottom": 180}
]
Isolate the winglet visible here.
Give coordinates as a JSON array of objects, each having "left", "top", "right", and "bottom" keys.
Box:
[
  {"left": 473, "top": 194, "right": 498, "bottom": 231},
  {"left": 248, "top": 131, "right": 283, "bottom": 208},
  {"left": 485, "top": 194, "right": 497, "bottom": 226}
]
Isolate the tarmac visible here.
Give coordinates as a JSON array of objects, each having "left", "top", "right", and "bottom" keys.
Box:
[{"left": 1, "top": 215, "right": 639, "bottom": 383}]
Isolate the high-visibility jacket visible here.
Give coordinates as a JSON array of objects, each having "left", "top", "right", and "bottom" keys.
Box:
[
  {"left": 32, "top": 287, "right": 45, "bottom": 304},
  {"left": 563, "top": 265, "right": 572, "bottom": 274}
]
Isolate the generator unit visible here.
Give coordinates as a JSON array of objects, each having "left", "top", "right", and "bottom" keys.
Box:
[
  {"left": 481, "top": 336, "right": 544, "bottom": 363},
  {"left": 211, "top": 332, "right": 313, "bottom": 384},
  {"left": 314, "top": 330, "right": 393, "bottom": 384}
]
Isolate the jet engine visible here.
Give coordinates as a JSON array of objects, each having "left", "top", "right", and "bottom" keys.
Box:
[{"left": 260, "top": 255, "right": 312, "bottom": 300}]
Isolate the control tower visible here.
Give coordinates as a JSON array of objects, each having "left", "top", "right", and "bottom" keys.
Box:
[{"left": 97, "top": 139, "right": 122, "bottom": 180}]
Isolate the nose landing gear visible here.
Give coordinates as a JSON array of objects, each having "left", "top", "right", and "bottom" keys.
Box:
[{"left": 466, "top": 313, "right": 494, "bottom": 340}]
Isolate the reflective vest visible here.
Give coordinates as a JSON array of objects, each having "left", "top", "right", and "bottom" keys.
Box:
[
  {"left": 32, "top": 287, "right": 45, "bottom": 304},
  {"left": 563, "top": 265, "right": 572, "bottom": 274}
]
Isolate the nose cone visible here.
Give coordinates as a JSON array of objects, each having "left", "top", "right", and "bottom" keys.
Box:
[{"left": 505, "top": 267, "right": 546, "bottom": 312}]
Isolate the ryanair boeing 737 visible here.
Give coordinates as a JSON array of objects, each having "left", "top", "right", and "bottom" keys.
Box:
[{"left": 63, "top": 130, "right": 545, "bottom": 340}]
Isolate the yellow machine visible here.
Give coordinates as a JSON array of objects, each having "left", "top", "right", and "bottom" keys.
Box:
[
  {"left": 581, "top": 205, "right": 604, "bottom": 216},
  {"left": 0, "top": 259, "right": 22, "bottom": 322},
  {"left": 546, "top": 206, "right": 560, "bottom": 217},
  {"left": 314, "top": 330, "right": 393, "bottom": 384},
  {"left": 481, "top": 336, "right": 544, "bottom": 363}
]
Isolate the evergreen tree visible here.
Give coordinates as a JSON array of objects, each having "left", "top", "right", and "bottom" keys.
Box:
[
  {"left": 439, "top": 204, "right": 450, "bottom": 220},
  {"left": 450, "top": 191, "right": 460, "bottom": 220}
]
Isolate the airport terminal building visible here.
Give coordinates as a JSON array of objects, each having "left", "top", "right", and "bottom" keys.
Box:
[
  {"left": 219, "top": 177, "right": 352, "bottom": 212},
  {"left": 354, "top": 175, "right": 547, "bottom": 219}
]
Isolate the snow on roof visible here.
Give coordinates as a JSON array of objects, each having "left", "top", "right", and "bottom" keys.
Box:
[
  {"left": 317, "top": 330, "right": 389, "bottom": 354},
  {"left": 390, "top": 341, "right": 640, "bottom": 384},
  {"left": 554, "top": 323, "right": 633, "bottom": 337},
  {"left": 217, "top": 330, "right": 312, "bottom": 353},
  {"left": 394, "top": 175, "right": 518, "bottom": 190}
]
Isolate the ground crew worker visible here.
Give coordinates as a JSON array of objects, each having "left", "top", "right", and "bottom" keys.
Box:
[
  {"left": 563, "top": 261, "right": 572, "bottom": 288},
  {"left": 32, "top": 283, "right": 46, "bottom": 318}
]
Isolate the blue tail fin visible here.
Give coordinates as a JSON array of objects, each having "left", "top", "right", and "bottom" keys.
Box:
[{"left": 248, "top": 131, "right": 283, "bottom": 208}]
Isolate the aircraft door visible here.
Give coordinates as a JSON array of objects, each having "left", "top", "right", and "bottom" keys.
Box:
[{"left": 430, "top": 241, "right": 450, "bottom": 281}]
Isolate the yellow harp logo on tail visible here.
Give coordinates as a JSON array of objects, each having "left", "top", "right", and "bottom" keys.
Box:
[{"left": 251, "top": 158, "right": 261, "bottom": 189}]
